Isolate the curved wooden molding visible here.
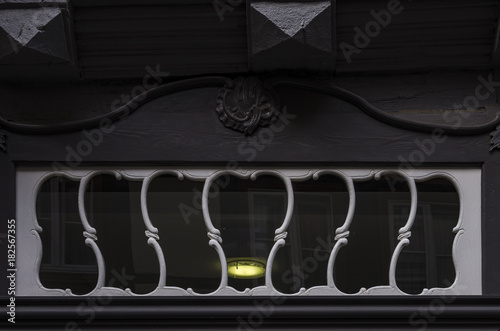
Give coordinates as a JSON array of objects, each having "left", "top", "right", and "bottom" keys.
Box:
[
  {"left": 1, "top": 76, "right": 498, "bottom": 138},
  {"left": 264, "top": 77, "right": 500, "bottom": 136}
]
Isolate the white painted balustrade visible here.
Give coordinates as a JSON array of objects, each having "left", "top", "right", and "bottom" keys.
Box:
[{"left": 16, "top": 168, "right": 481, "bottom": 296}]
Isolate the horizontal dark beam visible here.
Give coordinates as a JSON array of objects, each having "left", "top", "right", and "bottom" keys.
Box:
[{"left": 3, "top": 296, "right": 499, "bottom": 329}]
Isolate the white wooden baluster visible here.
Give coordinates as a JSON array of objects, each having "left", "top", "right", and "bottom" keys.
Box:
[
  {"left": 306, "top": 170, "right": 374, "bottom": 295},
  {"left": 200, "top": 170, "right": 236, "bottom": 293},
  {"left": 314, "top": 171, "right": 356, "bottom": 290},
  {"left": 138, "top": 170, "right": 185, "bottom": 291},
  {"left": 365, "top": 170, "right": 417, "bottom": 295},
  {"left": 18, "top": 167, "right": 479, "bottom": 297},
  {"left": 252, "top": 170, "right": 294, "bottom": 294},
  {"left": 78, "top": 170, "right": 134, "bottom": 296},
  {"left": 200, "top": 170, "right": 294, "bottom": 295},
  {"left": 413, "top": 172, "right": 464, "bottom": 295},
  {"left": 32, "top": 172, "right": 82, "bottom": 296}
]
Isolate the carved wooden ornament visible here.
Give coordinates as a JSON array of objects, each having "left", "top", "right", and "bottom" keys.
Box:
[{"left": 216, "top": 77, "right": 280, "bottom": 135}]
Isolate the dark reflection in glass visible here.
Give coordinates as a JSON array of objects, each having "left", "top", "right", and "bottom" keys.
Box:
[
  {"left": 148, "top": 175, "right": 221, "bottom": 294},
  {"left": 36, "top": 177, "right": 98, "bottom": 295},
  {"left": 334, "top": 174, "right": 411, "bottom": 293},
  {"left": 208, "top": 175, "right": 286, "bottom": 291},
  {"left": 85, "top": 174, "right": 158, "bottom": 294},
  {"left": 395, "top": 178, "right": 458, "bottom": 294},
  {"left": 273, "top": 175, "right": 348, "bottom": 293}
]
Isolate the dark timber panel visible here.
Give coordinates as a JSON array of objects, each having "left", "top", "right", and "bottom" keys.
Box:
[
  {"left": 336, "top": 0, "right": 498, "bottom": 72},
  {"left": 0, "top": 153, "right": 15, "bottom": 298},
  {"left": 74, "top": 3, "right": 248, "bottom": 79},
  {"left": 482, "top": 161, "right": 500, "bottom": 296},
  {"left": 5, "top": 84, "right": 496, "bottom": 164},
  {"left": 2, "top": 296, "right": 500, "bottom": 330}
]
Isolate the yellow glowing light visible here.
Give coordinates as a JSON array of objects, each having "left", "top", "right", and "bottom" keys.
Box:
[{"left": 227, "top": 259, "right": 266, "bottom": 279}]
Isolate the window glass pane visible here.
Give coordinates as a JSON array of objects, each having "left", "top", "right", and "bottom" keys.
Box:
[
  {"left": 208, "top": 175, "right": 286, "bottom": 291},
  {"left": 64, "top": 223, "right": 96, "bottom": 266},
  {"left": 147, "top": 175, "right": 221, "bottom": 294},
  {"left": 392, "top": 204, "right": 426, "bottom": 293},
  {"left": 36, "top": 177, "right": 98, "bottom": 295},
  {"left": 85, "top": 174, "right": 159, "bottom": 294},
  {"left": 32, "top": 170, "right": 463, "bottom": 296},
  {"left": 395, "top": 178, "right": 458, "bottom": 293},
  {"left": 273, "top": 174, "right": 348, "bottom": 293},
  {"left": 334, "top": 174, "right": 411, "bottom": 293}
]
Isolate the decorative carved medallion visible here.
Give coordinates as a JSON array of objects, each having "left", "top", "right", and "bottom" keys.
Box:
[{"left": 216, "top": 77, "right": 280, "bottom": 135}]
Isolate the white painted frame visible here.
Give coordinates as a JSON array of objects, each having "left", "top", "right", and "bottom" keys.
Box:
[{"left": 16, "top": 167, "right": 482, "bottom": 296}]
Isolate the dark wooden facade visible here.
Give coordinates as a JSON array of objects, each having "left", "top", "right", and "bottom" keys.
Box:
[{"left": 1, "top": 0, "right": 500, "bottom": 329}]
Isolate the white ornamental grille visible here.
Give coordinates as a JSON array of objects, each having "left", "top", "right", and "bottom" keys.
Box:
[{"left": 16, "top": 167, "right": 481, "bottom": 296}]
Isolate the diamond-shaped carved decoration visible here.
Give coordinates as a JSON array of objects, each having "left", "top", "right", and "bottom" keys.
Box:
[
  {"left": 249, "top": 0, "right": 335, "bottom": 72},
  {"left": 0, "top": 7, "right": 71, "bottom": 64}
]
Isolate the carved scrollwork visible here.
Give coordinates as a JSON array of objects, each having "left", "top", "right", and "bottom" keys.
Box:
[
  {"left": 216, "top": 77, "right": 280, "bottom": 135},
  {"left": 490, "top": 124, "right": 500, "bottom": 151},
  {"left": 22, "top": 167, "right": 476, "bottom": 297}
]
